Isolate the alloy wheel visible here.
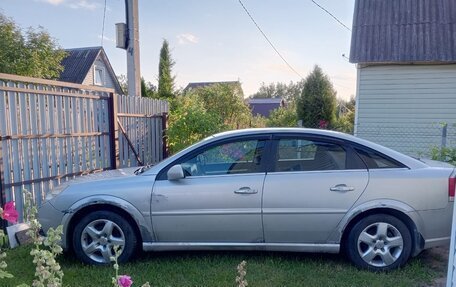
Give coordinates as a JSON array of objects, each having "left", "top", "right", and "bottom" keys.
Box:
[
  {"left": 80, "top": 219, "right": 126, "bottom": 264},
  {"left": 356, "top": 222, "right": 404, "bottom": 267}
]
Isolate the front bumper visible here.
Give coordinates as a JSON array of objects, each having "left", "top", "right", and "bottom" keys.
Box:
[{"left": 38, "top": 201, "right": 64, "bottom": 237}]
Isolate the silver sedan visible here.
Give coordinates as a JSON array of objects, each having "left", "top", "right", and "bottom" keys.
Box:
[{"left": 38, "top": 128, "right": 454, "bottom": 271}]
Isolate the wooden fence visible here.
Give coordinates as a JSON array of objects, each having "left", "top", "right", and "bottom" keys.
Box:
[{"left": 0, "top": 73, "right": 168, "bottom": 221}]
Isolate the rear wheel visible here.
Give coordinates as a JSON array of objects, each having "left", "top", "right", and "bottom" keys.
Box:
[
  {"left": 346, "top": 214, "right": 412, "bottom": 271},
  {"left": 72, "top": 210, "right": 137, "bottom": 265}
]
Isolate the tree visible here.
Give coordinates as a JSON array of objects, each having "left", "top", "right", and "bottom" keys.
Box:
[
  {"left": 333, "top": 96, "right": 356, "bottom": 134},
  {"left": 117, "top": 74, "right": 128, "bottom": 94},
  {"left": 167, "top": 83, "right": 254, "bottom": 153},
  {"left": 0, "top": 13, "right": 66, "bottom": 79},
  {"left": 141, "top": 77, "right": 157, "bottom": 98},
  {"left": 296, "top": 65, "right": 337, "bottom": 128},
  {"left": 266, "top": 105, "right": 298, "bottom": 127},
  {"left": 251, "top": 80, "right": 305, "bottom": 103},
  {"left": 167, "top": 94, "right": 223, "bottom": 154},
  {"left": 188, "top": 83, "right": 252, "bottom": 130},
  {"left": 157, "top": 39, "right": 176, "bottom": 99}
]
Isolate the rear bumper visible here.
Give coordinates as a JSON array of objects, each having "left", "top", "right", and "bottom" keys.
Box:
[
  {"left": 424, "top": 236, "right": 451, "bottom": 249},
  {"left": 416, "top": 203, "right": 453, "bottom": 250}
]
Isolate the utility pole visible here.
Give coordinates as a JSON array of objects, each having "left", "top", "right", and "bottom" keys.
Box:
[{"left": 116, "top": 0, "right": 141, "bottom": 97}]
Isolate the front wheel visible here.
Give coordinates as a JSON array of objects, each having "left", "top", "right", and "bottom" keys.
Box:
[
  {"left": 345, "top": 214, "right": 412, "bottom": 271},
  {"left": 72, "top": 210, "right": 137, "bottom": 265}
]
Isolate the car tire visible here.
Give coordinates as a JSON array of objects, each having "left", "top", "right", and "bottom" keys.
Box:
[
  {"left": 72, "top": 210, "right": 137, "bottom": 265},
  {"left": 346, "top": 214, "right": 412, "bottom": 271}
]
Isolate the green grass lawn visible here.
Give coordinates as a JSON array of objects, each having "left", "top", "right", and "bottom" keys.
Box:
[{"left": 1, "top": 246, "right": 446, "bottom": 287}]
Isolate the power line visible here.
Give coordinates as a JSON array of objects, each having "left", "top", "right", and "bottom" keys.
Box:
[
  {"left": 237, "top": 0, "right": 304, "bottom": 80},
  {"left": 101, "top": 0, "right": 107, "bottom": 46},
  {"left": 310, "top": 0, "right": 351, "bottom": 31}
]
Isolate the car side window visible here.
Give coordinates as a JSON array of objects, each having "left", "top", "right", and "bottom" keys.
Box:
[
  {"left": 180, "top": 139, "right": 266, "bottom": 177},
  {"left": 354, "top": 148, "right": 405, "bottom": 169},
  {"left": 275, "top": 139, "right": 347, "bottom": 172}
]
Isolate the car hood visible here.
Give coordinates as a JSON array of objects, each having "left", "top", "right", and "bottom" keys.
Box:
[
  {"left": 47, "top": 166, "right": 156, "bottom": 211},
  {"left": 47, "top": 167, "right": 140, "bottom": 198},
  {"left": 67, "top": 167, "right": 139, "bottom": 183}
]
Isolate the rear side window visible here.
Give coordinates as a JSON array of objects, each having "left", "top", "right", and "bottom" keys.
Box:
[
  {"left": 275, "top": 139, "right": 347, "bottom": 171},
  {"left": 354, "top": 148, "right": 405, "bottom": 169}
]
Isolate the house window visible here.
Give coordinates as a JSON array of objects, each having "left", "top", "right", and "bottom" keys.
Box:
[{"left": 94, "top": 66, "right": 104, "bottom": 86}]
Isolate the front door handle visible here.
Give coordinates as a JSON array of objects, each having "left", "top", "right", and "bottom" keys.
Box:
[
  {"left": 330, "top": 184, "right": 355, "bottom": 192},
  {"left": 234, "top": 187, "right": 258, "bottom": 194}
]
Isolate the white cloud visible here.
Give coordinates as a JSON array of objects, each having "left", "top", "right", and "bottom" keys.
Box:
[
  {"left": 177, "top": 33, "right": 199, "bottom": 45},
  {"left": 38, "top": 0, "right": 98, "bottom": 10},
  {"left": 39, "top": 0, "right": 65, "bottom": 5},
  {"left": 68, "top": 0, "right": 98, "bottom": 10}
]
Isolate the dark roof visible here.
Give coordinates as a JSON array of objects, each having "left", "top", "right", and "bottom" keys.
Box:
[
  {"left": 59, "top": 47, "right": 101, "bottom": 83},
  {"left": 350, "top": 0, "right": 456, "bottom": 64},
  {"left": 184, "top": 81, "right": 241, "bottom": 91},
  {"left": 248, "top": 98, "right": 284, "bottom": 104},
  {"left": 248, "top": 98, "right": 284, "bottom": 118}
]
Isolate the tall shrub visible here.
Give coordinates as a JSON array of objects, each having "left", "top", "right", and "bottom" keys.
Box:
[{"left": 296, "top": 65, "right": 337, "bottom": 128}]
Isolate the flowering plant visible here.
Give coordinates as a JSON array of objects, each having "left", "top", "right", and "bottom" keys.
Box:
[
  {"left": 118, "top": 275, "right": 133, "bottom": 287},
  {"left": 318, "top": 120, "right": 329, "bottom": 129},
  {"left": 236, "top": 260, "right": 248, "bottom": 287},
  {"left": 24, "top": 191, "right": 64, "bottom": 287},
  {"left": 0, "top": 201, "right": 19, "bottom": 279},
  {"left": 2, "top": 202, "right": 19, "bottom": 224},
  {"left": 111, "top": 245, "right": 151, "bottom": 287}
]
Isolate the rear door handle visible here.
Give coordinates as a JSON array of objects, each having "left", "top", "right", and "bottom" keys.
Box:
[
  {"left": 234, "top": 187, "right": 258, "bottom": 194},
  {"left": 330, "top": 184, "right": 355, "bottom": 192}
]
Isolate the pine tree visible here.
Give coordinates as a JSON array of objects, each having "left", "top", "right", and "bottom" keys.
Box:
[
  {"left": 296, "top": 65, "right": 337, "bottom": 128},
  {"left": 157, "top": 39, "right": 175, "bottom": 99}
]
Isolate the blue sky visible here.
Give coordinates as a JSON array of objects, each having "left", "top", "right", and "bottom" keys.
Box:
[{"left": 1, "top": 0, "right": 356, "bottom": 99}]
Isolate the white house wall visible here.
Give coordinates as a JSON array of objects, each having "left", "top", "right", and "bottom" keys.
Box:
[
  {"left": 82, "top": 57, "right": 117, "bottom": 91},
  {"left": 355, "top": 64, "right": 456, "bottom": 157}
]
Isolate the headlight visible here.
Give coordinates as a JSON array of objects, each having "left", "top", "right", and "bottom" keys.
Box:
[{"left": 45, "top": 184, "right": 69, "bottom": 201}]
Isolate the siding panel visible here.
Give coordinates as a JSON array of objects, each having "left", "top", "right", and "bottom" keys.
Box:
[{"left": 355, "top": 64, "right": 456, "bottom": 156}]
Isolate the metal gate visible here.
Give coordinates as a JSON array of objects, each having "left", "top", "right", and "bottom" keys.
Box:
[{"left": 116, "top": 94, "right": 168, "bottom": 168}]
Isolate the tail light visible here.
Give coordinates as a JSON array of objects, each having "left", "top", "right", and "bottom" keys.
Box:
[{"left": 449, "top": 177, "right": 455, "bottom": 201}]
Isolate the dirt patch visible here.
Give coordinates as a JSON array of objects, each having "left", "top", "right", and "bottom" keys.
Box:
[{"left": 419, "top": 246, "right": 449, "bottom": 287}]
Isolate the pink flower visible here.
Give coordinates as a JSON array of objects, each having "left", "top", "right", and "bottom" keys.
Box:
[
  {"left": 2, "top": 201, "right": 19, "bottom": 223},
  {"left": 117, "top": 275, "right": 133, "bottom": 287},
  {"left": 318, "top": 120, "right": 329, "bottom": 129}
]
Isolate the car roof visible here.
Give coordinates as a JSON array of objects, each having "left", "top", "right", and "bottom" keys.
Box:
[
  {"left": 210, "top": 128, "right": 427, "bottom": 169},
  {"left": 212, "top": 128, "right": 351, "bottom": 139},
  {"left": 148, "top": 128, "right": 428, "bottom": 174}
]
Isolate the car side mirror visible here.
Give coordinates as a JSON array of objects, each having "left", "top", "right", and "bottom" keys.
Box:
[{"left": 167, "top": 165, "right": 185, "bottom": 181}]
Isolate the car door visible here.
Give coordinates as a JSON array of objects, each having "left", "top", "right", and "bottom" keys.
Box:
[
  {"left": 151, "top": 136, "right": 269, "bottom": 243},
  {"left": 262, "top": 135, "right": 369, "bottom": 243}
]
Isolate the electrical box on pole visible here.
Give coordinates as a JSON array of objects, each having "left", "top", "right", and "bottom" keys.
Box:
[{"left": 115, "top": 23, "right": 127, "bottom": 49}]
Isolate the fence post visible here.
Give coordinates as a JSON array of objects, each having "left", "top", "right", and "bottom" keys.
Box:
[
  {"left": 161, "top": 112, "right": 169, "bottom": 159},
  {"left": 108, "top": 93, "right": 118, "bottom": 169},
  {"left": 442, "top": 123, "right": 448, "bottom": 149},
  {"left": 439, "top": 123, "right": 448, "bottom": 161}
]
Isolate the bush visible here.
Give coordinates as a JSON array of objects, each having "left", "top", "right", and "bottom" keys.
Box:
[
  {"left": 431, "top": 146, "right": 456, "bottom": 165},
  {"left": 167, "top": 95, "right": 224, "bottom": 154},
  {"left": 266, "top": 106, "right": 297, "bottom": 127}
]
